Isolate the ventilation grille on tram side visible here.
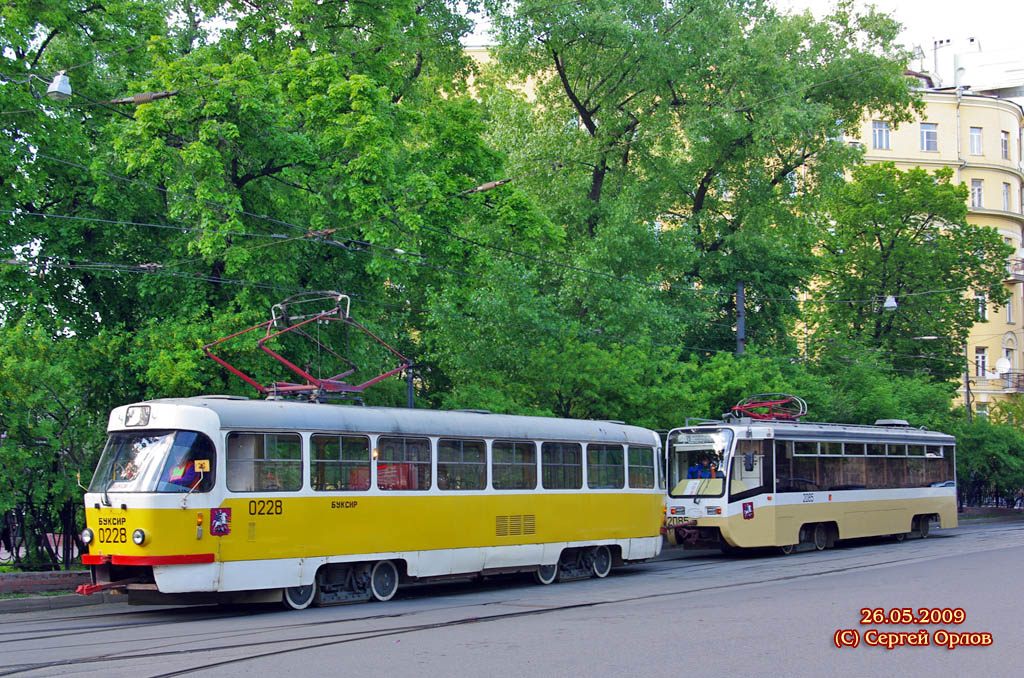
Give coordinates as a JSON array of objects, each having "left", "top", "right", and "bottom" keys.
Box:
[{"left": 496, "top": 515, "right": 536, "bottom": 536}]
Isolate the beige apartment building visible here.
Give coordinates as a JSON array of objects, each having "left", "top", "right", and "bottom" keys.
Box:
[{"left": 849, "top": 83, "right": 1024, "bottom": 416}]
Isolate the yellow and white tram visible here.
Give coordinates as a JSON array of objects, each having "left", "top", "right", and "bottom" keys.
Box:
[
  {"left": 663, "top": 415, "right": 957, "bottom": 553},
  {"left": 79, "top": 396, "right": 664, "bottom": 608}
]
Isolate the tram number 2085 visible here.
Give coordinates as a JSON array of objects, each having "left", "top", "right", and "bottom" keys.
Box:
[{"left": 248, "top": 499, "right": 283, "bottom": 516}]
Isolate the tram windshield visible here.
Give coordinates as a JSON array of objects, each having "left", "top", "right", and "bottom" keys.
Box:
[
  {"left": 88, "top": 430, "right": 215, "bottom": 494},
  {"left": 668, "top": 429, "right": 733, "bottom": 498}
]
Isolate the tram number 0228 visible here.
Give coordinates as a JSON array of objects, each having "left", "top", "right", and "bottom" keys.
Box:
[
  {"left": 98, "top": 527, "right": 128, "bottom": 543},
  {"left": 248, "top": 499, "right": 283, "bottom": 516}
]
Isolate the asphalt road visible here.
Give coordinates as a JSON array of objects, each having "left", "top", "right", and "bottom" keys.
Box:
[{"left": 1, "top": 520, "right": 1021, "bottom": 677}]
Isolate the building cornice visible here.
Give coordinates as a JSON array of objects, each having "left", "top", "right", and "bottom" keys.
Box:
[
  {"left": 921, "top": 90, "right": 1024, "bottom": 120},
  {"left": 860, "top": 155, "right": 1024, "bottom": 182},
  {"left": 968, "top": 207, "right": 1024, "bottom": 228}
]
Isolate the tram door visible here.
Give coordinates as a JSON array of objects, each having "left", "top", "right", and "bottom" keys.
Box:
[
  {"left": 729, "top": 440, "right": 774, "bottom": 546},
  {"left": 731, "top": 440, "right": 772, "bottom": 495}
]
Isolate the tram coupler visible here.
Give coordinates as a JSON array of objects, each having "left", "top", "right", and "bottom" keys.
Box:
[
  {"left": 76, "top": 578, "right": 143, "bottom": 596},
  {"left": 663, "top": 521, "right": 700, "bottom": 546}
]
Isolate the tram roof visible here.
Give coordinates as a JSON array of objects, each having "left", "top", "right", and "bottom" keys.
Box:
[
  {"left": 121, "top": 396, "right": 662, "bottom": 446},
  {"left": 678, "top": 417, "right": 955, "bottom": 445}
]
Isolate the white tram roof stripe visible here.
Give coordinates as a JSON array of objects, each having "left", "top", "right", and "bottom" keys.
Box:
[
  {"left": 673, "top": 419, "right": 955, "bottom": 446},
  {"left": 113, "top": 396, "right": 661, "bottom": 446}
]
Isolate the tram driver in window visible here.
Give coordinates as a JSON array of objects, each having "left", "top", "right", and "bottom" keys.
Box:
[{"left": 688, "top": 457, "right": 721, "bottom": 479}]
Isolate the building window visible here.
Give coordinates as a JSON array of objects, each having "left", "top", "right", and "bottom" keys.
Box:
[
  {"left": 920, "top": 123, "right": 938, "bottom": 151},
  {"left": 1005, "top": 347, "right": 1015, "bottom": 372},
  {"left": 971, "top": 179, "right": 984, "bottom": 208},
  {"left": 976, "top": 292, "right": 988, "bottom": 321},
  {"left": 1004, "top": 183, "right": 1012, "bottom": 211},
  {"left": 1002, "top": 131, "right": 1010, "bottom": 159},
  {"left": 1008, "top": 295, "right": 1015, "bottom": 323},
  {"left": 975, "top": 347, "right": 988, "bottom": 376},
  {"left": 970, "top": 127, "right": 983, "bottom": 155},
  {"left": 872, "top": 121, "right": 890, "bottom": 149},
  {"left": 975, "top": 404, "right": 989, "bottom": 419}
]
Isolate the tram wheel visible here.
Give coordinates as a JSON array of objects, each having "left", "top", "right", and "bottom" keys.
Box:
[
  {"left": 282, "top": 583, "right": 317, "bottom": 610},
  {"left": 916, "top": 516, "right": 931, "bottom": 539},
  {"left": 894, "top": 532, "right": 907, "bottom": 543},
  {"left": 370, "top": 560, "right": 399, "bottom": 602},
  {"left": 778, "top": 544, "right": 795, "bottom": 556},
  {"left": 591, "top": 545, "right": 612, "bottom": 578},
  {"left": 813, "top": 523, "right": 827, "bottom": 551},
  {"left": 534, "top": 564, "right": 559, "bottom": 585}
]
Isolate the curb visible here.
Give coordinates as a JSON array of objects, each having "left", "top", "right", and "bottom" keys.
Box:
[{"left": 0, "top": 591, "right": 117, "bottom": 614}]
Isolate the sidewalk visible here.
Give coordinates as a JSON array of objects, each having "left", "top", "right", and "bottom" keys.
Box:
[{"left": 0, "top": 570, "right": 101, "bottom": 614}]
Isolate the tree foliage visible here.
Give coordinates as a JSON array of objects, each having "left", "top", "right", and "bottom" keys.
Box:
[
  {"left": 482, "top": 0, "right": 919, "bottom": 350},
  {"left": 2, "top": 1, "right": 1023, "bottom": 568},
  {"left": 809, "top": 163, "right": 1013, "bottom": 381}
]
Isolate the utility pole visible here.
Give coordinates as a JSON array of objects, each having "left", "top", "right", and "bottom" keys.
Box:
[
  {"left": 964, "top": 370, "right": 972, "bottom": 423},
  {"left": 406, "top": 364, "right": 415, "bottom": 408},
  {"left": 736, "top": 281, "right": 746, "bottom": 356}
]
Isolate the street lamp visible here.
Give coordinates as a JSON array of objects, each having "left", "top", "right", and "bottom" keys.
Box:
[
  {"left": 38, "top": 71, "right": 178, "bottom": 111},
  {"left": 46, "top": 72, "right": 71, "bottom": 101},
  {"left": 882, "top": 295, "right": 898, "bottom": 311}
]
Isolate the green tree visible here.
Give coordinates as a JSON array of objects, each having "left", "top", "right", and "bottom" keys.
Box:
[
  {"left": 0, "top": 320, "right": 118, "bottom": 569},
  {"left": 809, "top": 163, "right": 1012, "bottom": 381},
  {"left": 481, "top": 0, "right": 918, "bottom": 352},
  {"left": 946, "top": 417, "right": 1024, "bottom": 508}
]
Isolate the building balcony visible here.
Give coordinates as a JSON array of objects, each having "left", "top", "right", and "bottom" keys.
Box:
[
  {"left": 1005, "top": 259, "right": 1024, "bottom": 283},
  {"left": 1001, "top": 371, "right": 1024, "bottom": 392}
]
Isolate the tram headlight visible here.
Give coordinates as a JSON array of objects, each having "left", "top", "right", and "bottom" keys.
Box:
[
  {"left": 81, "top": 528, "right": 94, "bottom": 545},
  {"left": 132, "top": 529, "right": 147, "bottom": 546}
]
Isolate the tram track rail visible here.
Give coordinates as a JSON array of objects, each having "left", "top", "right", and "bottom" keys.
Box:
[
  {"left": 0, "top": 548, "right": 959, "bottom": 678},
  {"left": 3, "top": 524, "right": 1019, "bottom": 677}
]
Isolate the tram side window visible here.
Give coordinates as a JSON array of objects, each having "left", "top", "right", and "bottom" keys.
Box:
[
  {"left": 437, "top": 439, "right": 486, "bottom": 490},
  {"left": 943, "top": 447, "right": 956, "bottom": 484},
  {"left": 788, "top": 455, "right": 820, "bottom": 492},
  {"left": 628, "top": 446, "right": 655, "bottom": 489},
  {"left": 310, "top": 435, "right": 370, "bottom": 491},
  {"left": 907, "top": 457, "right": 926, "bottom": 486},
  {"left": 542, "top": 442, "right": 582, "bottom": 490},
  {"left": 377, "top": 436, "right": 431, "bottom": 491},
  {"left": 587, "top": 444, "right": 624, "bottom": 489},
  {"left": 887, "top": 456, "right": 906, "bottom": 488},
  {"left": 492, "top": 441, "right": 537, "bottom": 490},
  {"left": 226, "top": 433, "right": 302, "bottom": 492},
  {"left": 775, "top": 441, "right": 794, "bottom": 491}
]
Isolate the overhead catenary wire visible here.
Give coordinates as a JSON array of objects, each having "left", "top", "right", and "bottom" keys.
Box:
[
  {"left": 2, "top": 252, "right": 945, "bottom": 383},
  {"left": 0, "top": 256, "right": 726, "bottom": 355}
]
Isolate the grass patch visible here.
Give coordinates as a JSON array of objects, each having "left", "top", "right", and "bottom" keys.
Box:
[
  {"left": 960, "top": 511, "right": 1024, "bottom": 520},
  {"left": 0, "top": 591, "right": 72, "bottom": 600}
]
